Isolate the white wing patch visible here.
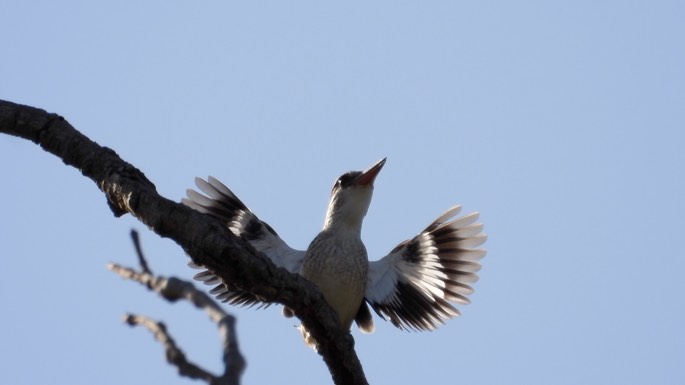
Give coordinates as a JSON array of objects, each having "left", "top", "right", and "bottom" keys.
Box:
[{"left": 182, "top": 176, "right": 305, "bottom": 306}]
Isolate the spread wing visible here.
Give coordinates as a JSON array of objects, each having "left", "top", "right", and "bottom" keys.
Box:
[
  {"left": 182, "top": 176, "right": 305, "bottom": 306},
  {"left": 364, "top": 206, "right": 486, "bottom": 330}
]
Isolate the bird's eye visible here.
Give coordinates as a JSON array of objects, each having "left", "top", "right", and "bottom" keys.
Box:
[{"left": 337, "top": 172, "right": 359, "bottom": 188}]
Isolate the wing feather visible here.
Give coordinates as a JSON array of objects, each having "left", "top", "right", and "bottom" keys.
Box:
[
  {"left": 182, "top": 176, "right": 305, "bottom": 307},
  {"left": 365, "top": 207, "right": 486, "bottom": 331}
]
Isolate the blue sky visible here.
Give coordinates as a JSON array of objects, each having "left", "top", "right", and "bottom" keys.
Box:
[{"left": 1, "top": 1, "right": 684, "bottom": 384}]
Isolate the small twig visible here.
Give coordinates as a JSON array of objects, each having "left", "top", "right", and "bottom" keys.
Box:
[
  {"left": 218, "top": 315, "right": 246, "bottom": 384},
  {"left": 109, "top": 233, "right": 246, "bottom": 385},
  {"left": 124, "top": 314, "right": 216, "bottom": 383},
  {"left": 130, "top": 229, "right": 152, "bottom": 275}
]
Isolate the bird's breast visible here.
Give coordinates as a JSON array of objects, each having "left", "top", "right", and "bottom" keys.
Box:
[{"left": 301, "top": 232, "right": 369, "bottom": 329}]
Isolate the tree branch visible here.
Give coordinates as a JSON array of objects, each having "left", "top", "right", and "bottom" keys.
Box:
[
  {"left": 130, "top": 229, "right": 153, "bottom": 275},
  {"left": 0, "top": 99, "right": 368, "bottom": 385},
  {"left": 123, "top": 313, "right": 219, "bottom": 384},
  {"left": 110, "top": 230, "right": 246, "bottom": 385}
]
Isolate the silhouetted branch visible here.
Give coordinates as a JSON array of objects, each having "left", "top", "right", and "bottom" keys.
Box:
[
  {"left": 0, "top": 99, "right": 368, "bottom": 385},
  {"left": 110, "top": 231, "right": 246, "bottom": 384},
  {"left": 130, "top": 229, "right": 152, "bottom": 275},
  {"left": 123, "top": 314, "right": 219, "bottom": 384}
]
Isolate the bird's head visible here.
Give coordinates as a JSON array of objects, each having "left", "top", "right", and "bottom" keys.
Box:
[{"left": 323, "top": 158, "right": 386, "bottom": 233}]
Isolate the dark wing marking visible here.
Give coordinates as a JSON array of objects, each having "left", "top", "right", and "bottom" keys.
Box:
[
  {"left": 182, "top": 176, "right": 305, "bottom": 306},
  {"left": 365, "top": 205, "right": 486, "bottom": 330},
  {"left": 354, "top": 302, "right": 375, "bottom": 333}
]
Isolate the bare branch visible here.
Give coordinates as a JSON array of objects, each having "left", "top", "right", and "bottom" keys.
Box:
[
  {"left": 124, "top": 314, "right": 218, "bottom": 383},
  {"left": 130, "top": 229, "right": 152, "bottom": 275},
  {"left": 110, "top": 231, "right": 246, "bottom": 384},
  {"left": 111, "top": 263, "right": 247, "bottom": 384},
  {"left": 217, "top": 314, "right": 245, "bottom": 385},
  {"left": 0, "top": 99, "right": 367, "bottom": 385},
  {"left": 108, "top": 263, "right": 234, "bottom": 329}
]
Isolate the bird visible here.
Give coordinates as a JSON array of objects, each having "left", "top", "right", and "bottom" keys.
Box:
[{"left": 182, "top": 158, "right": 486, "bottom": 349}]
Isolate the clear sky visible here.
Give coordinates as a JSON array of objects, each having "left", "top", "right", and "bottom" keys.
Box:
[{"left": 1, "top": 1, "right": 683, "bottom": 384}]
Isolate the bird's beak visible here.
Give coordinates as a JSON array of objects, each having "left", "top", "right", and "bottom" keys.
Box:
[{"left": 355, "top": 157, "right": 387, "bottom": 186}]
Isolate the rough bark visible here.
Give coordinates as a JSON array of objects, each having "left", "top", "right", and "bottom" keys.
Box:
[{"left": 0, "top": 99, "right": 368, "bottom": 385}]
